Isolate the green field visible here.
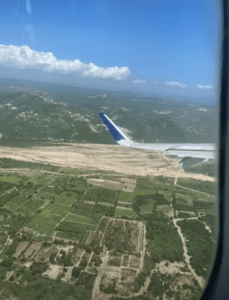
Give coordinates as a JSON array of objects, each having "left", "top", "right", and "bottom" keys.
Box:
[
  {"left": 177, "top": 178, "right": 217, "bottom": 196},
  {"left": 97, "top": 218, "right": 109, "bottom": 232},
  {"left": 4, "top": 196, "right": 27, "bottom": 211},
  {"left": 0, "top": 176, "right": 21, "bottom": 184},
  {"left": 83, "top": 187, "right": 117, "bottom": 203},
  {"left": 40, "top": 186, "right": 55, "bottom": 194},
  {"left": 17, "top": 200, "right": 45, "bottom": 215},
  {"left": 55, "top": 230, "right": 79, "bottom": 241},
  {"left": 52, "top": 178, "right": 69, "bottom": 188},
  {"left": 175, "top": 193, "right": 194, "bottom": 205},
  {"left": 140, "top": 203, "right": 156, "bottom": 213},
  {"left": 26, "top": 215, "right": 58, "bottom": 235},
  {"left": 56, "top": 221, "right": 94, "bottom": 241},
  {"left": 41, "top": 204, "right": 70, "bottom": 222},
  {"left": 118, "top": 191, "right": 134, "bottom": 203},
  {"left": 55, "top": 193, "right": 76, "bottom": 206},
  {"left": 70, "top": 208, "right": 102, "bottom": 223},
  {"left": 158, "top": 190, "right": 171, "bottom": 201},
  {"left": 115, "top": 208, "right": 137, "bottom": 218},
  {"left": 134, "top": 190, "right": 156, "bottom": 196},
  {"left": 38, "top": 191, "right": 55, "bottom": 200},
  {"left": 157, "top": 205, "right": 171, "bottom": 212},
  {"left": 65, "top": 213, "right": 96, "bottom": 225}
]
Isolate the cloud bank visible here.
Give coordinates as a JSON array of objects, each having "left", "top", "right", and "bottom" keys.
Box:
[
  {"left": 133, "top": 79, "right": 146, "bottom": 84},
  {"left": 197, "top": 84, "right": 213, "bottom": 90},
  {"left": 165, "top": 81, "right": 188, "bottom": 88},
  {"left": 0, "top": 45, "right": 131, "bottom": 80}
]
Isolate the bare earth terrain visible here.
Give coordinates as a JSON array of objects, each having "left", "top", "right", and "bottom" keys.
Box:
[{"left": 0, "top": 144, "right": 215, "bottom": 181}]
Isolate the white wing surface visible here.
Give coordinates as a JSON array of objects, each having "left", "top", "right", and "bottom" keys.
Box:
[{"left": 99, "top": 113, "right": 216, "bottom": 160}]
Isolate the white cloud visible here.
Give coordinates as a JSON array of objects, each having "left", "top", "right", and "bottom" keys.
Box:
[
  {"left": 133, "top": 79, "right": 146, "bottom": 84},
  {"left": 197, "top": 84, "right": 213, "bottom": 90},
  {"left": 0, "top": 44, "right": 131, "bottom": 80},
  {"left": 165, "top": 81, "right": 188, "bottom": 88}
]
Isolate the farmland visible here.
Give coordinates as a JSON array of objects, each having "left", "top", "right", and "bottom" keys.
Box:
[{"left": 0, "top": 154, "right": 217, "bottom": 300}]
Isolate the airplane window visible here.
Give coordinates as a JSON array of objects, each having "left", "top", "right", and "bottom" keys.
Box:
[{"left": 0, "top": 0, "right": 222, "bottom": 299}]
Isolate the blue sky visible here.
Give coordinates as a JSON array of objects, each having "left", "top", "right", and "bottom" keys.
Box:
[{"left": 0, "top": 0, "right": 221, "bottom": 98}]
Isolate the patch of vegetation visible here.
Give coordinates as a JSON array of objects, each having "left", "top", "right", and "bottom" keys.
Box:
[
  {"left": 0, "top": 157, "right": 60, "bottom": 171},
  {"left": 93, "top": 203, "right": 115, "bottom": 217},
  {"left": 143, "top": 212, "right": 184, "bottom": 263},
  {"left": 17, "top": 200, "right": 45, "bottom": 215},
  {"left": 177, "top": 178, "right": 216, "bottom": 196},
  {"left": 83, "top": 187, "right": 117, "bottom": 203},
  {"left": 97, "top": 218, "right": 109, "bottom": 232},
  {"left": 56, "top": 221, "right": 94, "bottom": 242},
  {"left": 177, "top": 219, "right": 216, "bottom": 277},
  {"left": 115, "top": 208, "right": 137, "bottom": 218}
]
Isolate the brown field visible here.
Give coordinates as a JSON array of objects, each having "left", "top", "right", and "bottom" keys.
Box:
[
  {"left": 43, "top": 264, "right": 63, "bottom": 280},
  {"left": 12, "top": 241, "right": 29, "bottom": 258},
  {"left": 103, "top": 180, "right": 123, "bottom": 190},
  {"left": 129, "top": 256, "right": 141, "bottom": 269},
  {"left": 87, "top": 179, "right": 105, "bottom": 186},
  {"left": 120, "top": 178, "right": 137, "bottom": 184},
  {"left": 23, "top": 241, "right": 42, "bottom": 260},
  {"left": 121, "top": 183, "right": 136, "bottom": 193}
]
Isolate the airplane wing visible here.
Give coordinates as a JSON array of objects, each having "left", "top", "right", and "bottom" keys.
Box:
[{"left": 99, "top": 112, "right": 216, "bottom": 160}]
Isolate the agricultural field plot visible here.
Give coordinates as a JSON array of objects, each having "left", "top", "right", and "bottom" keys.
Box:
[
  {"left": 55, "top": 231, "right": 80, "bottom": 241},
  {"left": 55, "top": 192, "right": 76, "bottom": 206},
  {"left": 52, "top": 178, "right": 70, "bottom": 188},
  {"left": 35, "top": 245, "right": 58, "bottom": 262},
  {"left": 86, "top": 231, "right": 103, "bottom": 248},
  {"left": 0, "top": 182, "right": 15, "bottom": 196},
  {"left": 157, "top": 190, "right": 172, "bottom": 201},
  {"left": 65, "top": 213, "right": 96, "bottom": 225},
  {"left": 103, "top": 180, "right": 123, "bottom": 191},
  {"left": 56, "top": 221, "right": 95, "bottom": 242},
  {"left": 36, "top": 178, "right": 53, "bottom": 185},
  {"left": 41, "top": 203, "right": 70, "bottom": 221},
  {"left": 175, "top": 193, "right": 194, "bottom": 205},
  {"left": 115, "top": 208, "right": 137, "bottom": 218},
  {"left": 116, "top": 202, "right": 132, "bottom": 208},
  {"left": 118, "top": 191, "right": 134, "bottom": 203},
  {"left": 70, "top": 208, "right": 102, "bottom": 224},
  {"left": 196, "top": 194, "right": 215, "bottom": 203},
  {"left": 4, "top": 196, "right": 28, "bottom": 211},
  {"left": 12, "top": 241, "right": 29, "bottom": 258},
  {"left": 103, "top": 219, "right": 142, "bottom": 253},
  {"left": 40, "top": 186, "right": 56, "bottom": 194},
  {"left": 38, "top": 191, "right": 55, "bottom": 200},
  {"left": 22, "top": 241, "right": 42, "bottom": 260},
  {"left": 177, "top": 178, "right": 217, "bottom": 196},
  {"left": 82, "top": 187, "right": 118, "bottom": 204},
  {"left": 129, "top": 255, "right": 141, "bottom": 269},
  {"left": 97, "top": 218, "right": 109, "bottom": 232},
  {"left": 26, "top": 215, "right": 58, "bottom": 236},
  {"left": 17, "top": 199, "right": 46, "bottom": 215},
  {"left": 157, "top": 205, "right": 171, "bottom": 212},
  {"left": 152, "top": 176, "right": 175, "bottom": 186},
  {"left": 133, "top": 190, "right": 156, "bottom": 197},
  {"left": 0, "top": 176, "right": 21, "bottom": 185},
  {"left": 140, "top": 202, "right": 156, "bottom": 213}
]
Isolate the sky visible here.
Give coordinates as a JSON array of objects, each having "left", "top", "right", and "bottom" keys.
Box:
[{"left": 0, "top": 0, "right": 221, "bottom": 99}]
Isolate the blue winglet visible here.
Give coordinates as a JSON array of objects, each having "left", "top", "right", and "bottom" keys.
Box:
[{"left": 99, "top": 113, "right": 125, "bottom": 142}]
